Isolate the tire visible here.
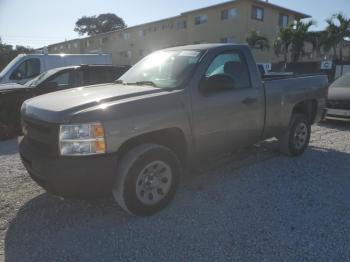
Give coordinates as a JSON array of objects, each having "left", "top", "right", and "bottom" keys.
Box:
[
  {"left": 278, "top": 113, "right": 311, "bottom": 156},
  {"left": 113, "top": 144, "right": 180, "bottom": 216}
]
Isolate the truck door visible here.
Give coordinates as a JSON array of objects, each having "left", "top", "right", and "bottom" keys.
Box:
[{"left": 191, "top": 50, "right": 265, "bottom": 157}]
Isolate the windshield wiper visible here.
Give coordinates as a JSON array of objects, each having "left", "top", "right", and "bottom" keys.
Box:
[
  {"left": 115, "top": 80, "right": 159, "bottom": 88},
  {"left": 115, "top": 79, "right": 125, "bottom": 84},
  {"left": 128, "top": 81, "right": 158, "bottom": 87}
]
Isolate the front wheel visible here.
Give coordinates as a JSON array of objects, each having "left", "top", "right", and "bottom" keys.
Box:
[
  {"left": 278, "top": 114, "right": 311, "bottom": 156},
  {"left": 113, "top": 144, "right": 180, "bottom": 216}
]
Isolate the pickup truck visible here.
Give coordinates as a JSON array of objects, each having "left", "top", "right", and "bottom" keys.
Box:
[{"left": 19, "top": 44, "right": 328, "bottom": 216}]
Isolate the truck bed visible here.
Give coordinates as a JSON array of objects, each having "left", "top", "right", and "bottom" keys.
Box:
[{"left": 262, "top": 74, "right": 328, "bottom": 139}]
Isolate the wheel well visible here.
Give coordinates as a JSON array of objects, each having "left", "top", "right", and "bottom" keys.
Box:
[
  {"left": 117, "top": 128, "right": 188, "bottom": 166},
  {"left": 292, "top": 100, "right": 318, "bottom": 124}
]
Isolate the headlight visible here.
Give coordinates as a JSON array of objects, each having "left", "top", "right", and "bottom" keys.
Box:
[{"left": 59, "top": 123, "right": 106, "bottom": 156}]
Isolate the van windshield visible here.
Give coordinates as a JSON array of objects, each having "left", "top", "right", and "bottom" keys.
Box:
[
  {"left": 0, "top": 56, "right": 23, "bottom": 79},
  {"left": 118, "top": 50, "right": 203, "bottom": 89}
]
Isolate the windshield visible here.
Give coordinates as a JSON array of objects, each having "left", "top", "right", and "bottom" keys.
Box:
[
  {"left": 331, "top": 74, "right": 350, "bottom": 88},
  {"left": 24, "top": 68, "right": 62, "bottom": 87},
  {"left": 118, "top": 50, "right": 202, "bottom": 89},
  {"left": 0, "top": 56, "right": 23, "bottom": 79}
]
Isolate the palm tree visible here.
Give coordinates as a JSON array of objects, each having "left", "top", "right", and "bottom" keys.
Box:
[
  {"left": 307, "top": 31, "right": 327, "bottom": 59},
  {"left": 290, "top": 20, "right": 314, "bottom": 63},
  {"left": 325, "top": 13, "right": 350, "bottom": 61},
  {"left": 325, "top": 19, "right": 339, "bottom": 59},
  {"left": 274, "top": 26, "right": 293, "bottom": 63},
  {"left": 246, "top": 30, "right": 270, "bottom": 51}
]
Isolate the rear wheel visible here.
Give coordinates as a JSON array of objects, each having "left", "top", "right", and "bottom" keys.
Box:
[
  {"left": 113, "top": 144, "right": 180, "bottom": 216},
  {"left": 278, "top": 114, "right": 311, "bottom": 156}
]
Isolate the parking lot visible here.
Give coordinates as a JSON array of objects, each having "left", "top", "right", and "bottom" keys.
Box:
[{"left": 0, "top": 121, "right": 349, "bottom": 262}]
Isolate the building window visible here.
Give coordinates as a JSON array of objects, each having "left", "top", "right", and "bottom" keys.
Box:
[
  {"left": 127, "top": 51, "right": 132, "bottom": 59},
  {"left": 60, "top": 45, "right": 64, "bottom": 50},
  {"left": 123, "top": 32, "right": 130, "bottom": 40},
  {"left": 252, "top": 6, "right": 264, "bottom": 21},
  {"left": 67, "top": 44, "right": 71, "bottom": 49},
  {"left": 221, "top": 8, "right": 237, "bottom": 20},
  {"left": 279, "top": 14, "right": 289, "bottom": 27},
  {"left": 99, "top": 36, "right": 109, "bottom": 44},
  {"left": 194, "top": 15, "right": 208, "bottom": 25},
  {"left": 139, "top": 29, "right": 146, "bottom": 37},
  {"left": 74, "top": 42, "right": 78, "bottom": 48},
  {"left": 176, "top": 20, "right": 187, "bottom": 30},
  {"left": 162, "top": 23, "right": 174, "bottom": 30},
  {"left": 139, "top": 49, "right": 150, "bottom": 58},
  {"left": 119, "top": 51, "right": 132, "bottom": 59},
  {"left": 220, "top": 36, "right": 236, "bottom": 43},
  {"left": 85, "top": 41, "right": 90, "bottom": 48}
]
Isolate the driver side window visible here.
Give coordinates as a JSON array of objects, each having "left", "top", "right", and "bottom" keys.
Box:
[
  {"left": 10, "top": 58, "right": 41, "bottom": 80},
  {"left": 44, "top": 71, "right": 72, "bottom": 88},
  {"left": 205, "top": 51, "right": 251, "bottom": 89}
]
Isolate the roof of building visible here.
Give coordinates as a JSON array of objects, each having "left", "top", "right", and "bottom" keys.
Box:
[
  {"left": 181, "top": 0, "right": 310, "bottom": 18},
  {"left": 47, "top": 0, "right": 311, "bottom": 48},
  {"left": 165, "top": 43, "right": 248, "bottom": 51}
]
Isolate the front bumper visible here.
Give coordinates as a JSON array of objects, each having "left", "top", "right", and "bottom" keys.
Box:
[
  {"left": 326, "top": 108, "right": 350, "bottom": 121},
  {"left": 19, "top": 137, "right": 118, "bottom": 198}
]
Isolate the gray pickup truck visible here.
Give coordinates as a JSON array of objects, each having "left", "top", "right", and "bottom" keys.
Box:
[{"left": 20, "top": 44, "right": 328, "bottom": 216}]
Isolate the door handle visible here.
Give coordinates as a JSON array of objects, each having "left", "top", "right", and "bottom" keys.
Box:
[{"left": 242, "top": 97, "right": 257, "bottom": 105}]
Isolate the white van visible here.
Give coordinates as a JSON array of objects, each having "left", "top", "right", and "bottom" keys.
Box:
[{"left": 0, "top": 53, "right": 112, "bottom": 84}]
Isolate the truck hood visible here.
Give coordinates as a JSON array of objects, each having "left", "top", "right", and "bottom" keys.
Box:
[
  {"left": 0, "top": 83, "right": 29, "bottom": 93},
  {"left": 328, "top": 87, "right": 350, "bottom": 101},
  {"left": 23, "top": 83, "right": 169, "bottom": 123}
]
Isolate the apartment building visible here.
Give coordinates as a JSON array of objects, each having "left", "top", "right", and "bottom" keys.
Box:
[{"left": 47, "top": 0, "right": 310, "bottom": 64}]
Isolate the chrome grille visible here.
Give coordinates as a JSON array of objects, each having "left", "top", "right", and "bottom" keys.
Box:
[
  {"left": 327, "top": 100, "right": 350, "bottom": 110},
  {"left": 23, "top": 118, "right": 59, "bottom": 156}
]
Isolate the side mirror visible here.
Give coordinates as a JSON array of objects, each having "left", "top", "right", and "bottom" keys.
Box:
[
  {"left": 42, "top": 81, "right": 58, "bottom": 89},
  {"left": 200, "top": 74, "right": 236, "bottom": 95}
]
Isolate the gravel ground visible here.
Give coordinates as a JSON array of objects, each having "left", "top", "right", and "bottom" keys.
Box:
[{"left": 1, "top": 121, "right": 350, "bottom": 262}]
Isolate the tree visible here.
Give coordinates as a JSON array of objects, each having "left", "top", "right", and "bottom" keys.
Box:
[
  {"left": 325, "top": 13, "right": 350, "bottom": 61},
  {"left": 290, "top": 20, "right": 314, "bottom": 63},
  {"left": 246, "top": 30, "right": 270, "bottom": 51},
  {"left": 306, "top": 31, "right": 327, "bottom": 59},
  {"left": 0, "top": 37, "right": 13, "bottom": 54},
  {"left": 274, "top": 26, "right": 293, "bottom": 63},
  {"left": 0, "top": 37, "right": 34, "bottom": 71},
  {"left": 74, "top": 13, "right": 127, "bottom": 36}
]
